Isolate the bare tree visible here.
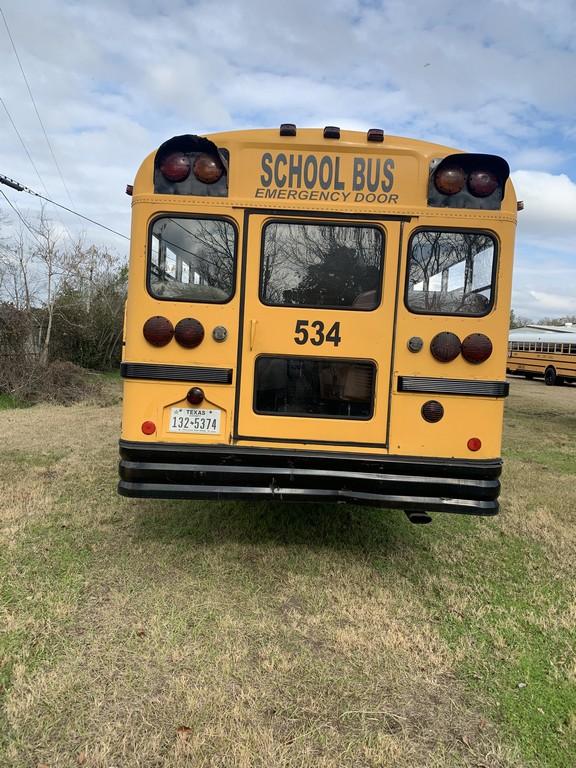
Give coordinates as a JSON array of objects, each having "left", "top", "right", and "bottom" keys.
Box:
[{"left": 32, "top": 207, "right": 67, "bottom": 365}]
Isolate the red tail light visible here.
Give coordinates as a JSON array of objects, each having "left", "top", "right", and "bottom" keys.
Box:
[
  {"left": 468, "top": 170, "right": 498, "bottom": 197},
  {"left": 143, "top": 316, "right": 174, "bottom": 346},
  {"left": 174, "top": 318, "right": 205, "bottom": 348},
  {"left": 434, "top": 165, "right": 466, "bottom": 195},
  {"left": 160, "top": 152, "right": 191, "bottom": 182},
  {"left": 462, "top": 333, "right": 493, "bottom": 363},
  {"left": 467, "top": 437, "right": 482, "bottom": 452},
  {"left": 430, "top": 332, "right": 461, "bottom": 362},
  {"left": 193, "top": 154, "right": 224, "bottom": 184}
]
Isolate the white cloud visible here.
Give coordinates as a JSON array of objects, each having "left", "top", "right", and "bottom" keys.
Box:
[
  {"left": 528, "top": 290, "right": 576, "bottom": 313},
  {"left": 512, "top": 170, "right": 576, "bottom": 243}
]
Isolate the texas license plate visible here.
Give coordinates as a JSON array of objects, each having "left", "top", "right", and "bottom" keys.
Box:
[{"left": 169, "top": 408, "right": 221, "bottom": 434}]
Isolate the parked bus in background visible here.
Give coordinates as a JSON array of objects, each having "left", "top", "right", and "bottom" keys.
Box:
[
  {"left": 119, "top": 125, "right": 519, "bottom": 522},
  {"left": 507, "top": 325, "right": 576, "bottom": 385}
]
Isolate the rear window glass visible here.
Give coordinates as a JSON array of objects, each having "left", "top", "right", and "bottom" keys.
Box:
[
  {"left": 254, "top": 356, "right": 375, "bottom": 419},
  {"left": 406, "top": 230, "right": 495, "bottom": 316},
  {"left": 260, "top": 221, "right": 384, "bottom": 310},
  {"left": 149, "top": 217, "right": 236, "bottom": 303}
]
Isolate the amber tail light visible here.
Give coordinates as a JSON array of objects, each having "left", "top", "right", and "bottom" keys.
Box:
[
  {"left": 430, "top": 332, "right": 461, "bottom": 362},
  {"left": 193, "top": 154, "right": 224, "bottom": 184},
  {"left": 462, "top": 333, "right": 493, "bottom": 363},
  {"left": 434, "top": 165, "right": 466, "bottom": 195},
  {"left": 143, "top": 316, "right": 174, "bottom": 346},
  {"left": 174, "top": 318, "right": 205, "bottom": 348}
]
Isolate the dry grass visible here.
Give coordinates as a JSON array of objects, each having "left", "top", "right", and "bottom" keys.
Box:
[{"left": 1, "top": 378, "right": 574, "bottom": 767}]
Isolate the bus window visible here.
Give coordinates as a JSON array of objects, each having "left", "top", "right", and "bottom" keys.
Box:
[
  {"left": 149, "top": 217, "right": 236, "bottom": 303},
  {"left": 406, "top": 230, "right": 495, "bottom": 315},
  {"left": 260, "top": 222, "right": 383, "bottom": 310}
]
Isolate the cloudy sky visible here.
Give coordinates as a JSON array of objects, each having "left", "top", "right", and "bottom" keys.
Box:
[{"left": 1, "top": 0, "right": 575, "bottom": 319}]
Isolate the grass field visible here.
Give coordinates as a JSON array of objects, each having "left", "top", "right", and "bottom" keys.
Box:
[{"left": 0, "top": 378, "right": 574, "bottom": 767}]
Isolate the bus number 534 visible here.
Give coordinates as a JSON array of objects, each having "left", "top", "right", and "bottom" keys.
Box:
[{"left": 294, "top": 320, "right": 342, "bottom": 347}]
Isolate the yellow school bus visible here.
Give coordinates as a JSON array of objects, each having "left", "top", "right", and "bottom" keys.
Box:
[
  {"left": 507, "top": 330, "right": 576, "bottom": 385},
  {"left": 119, "top": 125, "right": 518, "bottom": 522}
]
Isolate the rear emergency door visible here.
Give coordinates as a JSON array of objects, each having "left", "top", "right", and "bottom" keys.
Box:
[{"left": 235, "top": 215, "right": 401, "bottom": 448}]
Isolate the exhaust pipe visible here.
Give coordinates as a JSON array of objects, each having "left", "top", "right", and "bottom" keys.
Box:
[{"left": 405, "top": 510, "right": 432, "bottom": 525}]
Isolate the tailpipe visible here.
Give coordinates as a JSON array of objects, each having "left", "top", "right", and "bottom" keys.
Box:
[{"left": 405, "top": 511, "right": 432, "bottom": 525}]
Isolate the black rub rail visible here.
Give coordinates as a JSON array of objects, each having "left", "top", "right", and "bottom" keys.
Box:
[
  {"left": 121, "top": 362, "right": 233, "bottom": 384},
  {"left": 398, "top": 376, "right": 509, "bottom": 398}
]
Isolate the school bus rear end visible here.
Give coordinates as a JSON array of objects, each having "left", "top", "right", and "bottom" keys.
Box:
[{"left": 119, "top": 126, "right": 517, "bottom": 517}]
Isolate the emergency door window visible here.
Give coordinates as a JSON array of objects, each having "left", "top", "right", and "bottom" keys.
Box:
[{"left": 260, "top": 222, "right": 384, "bottom": 310}]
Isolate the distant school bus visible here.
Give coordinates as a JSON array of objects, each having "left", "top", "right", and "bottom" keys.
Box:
[
  {"left": 507, "top": 331, "right": 576, "bottom": 385},
  {"left": 118, "top": 124, "right": 518, "bottom": 521}
]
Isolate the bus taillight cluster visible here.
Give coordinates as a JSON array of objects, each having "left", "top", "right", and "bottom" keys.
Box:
[
  {"left": 428, "top": 153, "right": 509, "bottom": 210},
  {"left": 159, "top": 152, "right": 224, "bottom": 184},
  {"left": 429, "top": 331, "right": 493, "bottom": 364},
  {"left": 143, "top": 316, "right": 205, "bottom": 349},
  {"left": 434, "top": 166, "right": 498, "bottom": 198}
]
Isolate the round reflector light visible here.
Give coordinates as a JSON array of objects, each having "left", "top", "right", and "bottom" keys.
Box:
[
  {"left": 174, "top": 318, "right": 205, "bottom": 348},
  {"left": 143, "top": 316, "right": 174, "bottom": 346},
  {"left": 193, "top": 154, "right": 224, "bottom": 184},
  {"left": 434, "top": 165, "right": 466, "bottom": 195},
  {"left": 141, "top": 420, "right": 156, "bottom": 435},
  {"left": 186, "top": 387, "right": 205, "bottom": 405},
  {"left": 430, "top": 332, "right": 461, "bottom": 362},
  {"left": 407, "top": 336, "right": 424, "bottom": 353},
  {"left": 468, "top": 169, "right": 498, "bottom": 197},
  {"left": 159, "top": 152, "right": 191, "bottom": 182},
  {"left": 467, "top": 437, "right": 482, "bottom": 452},
  {"left": 212, "top": 325, "right": 228, "bottom": 342},
  {"left": 421, "top": 400, "right": 444, "bottom": 423},
  {"left": 462, "top": 333, "right": 493, "bottom": 364}
]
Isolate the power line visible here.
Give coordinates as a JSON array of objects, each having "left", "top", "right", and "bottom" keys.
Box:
[
  {"left": 0, "top": 96, "right": 50, "bottom": 196},
  {"left": 0, "top": 173, "right": 129, "bottom": 241},
  {"left": 0, "top": 6, "right": 74, "bottom": 205},
  {"left": 0, "top": 189, "right": 43, "bottom": 246}
]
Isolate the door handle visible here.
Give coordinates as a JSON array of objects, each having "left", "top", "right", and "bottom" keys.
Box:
[{"left": 250, "top": 319, "right": 258, "bottom": 350}]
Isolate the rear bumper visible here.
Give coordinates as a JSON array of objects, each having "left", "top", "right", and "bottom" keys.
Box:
[{"left": 118, "top": 441, "right": 502, "bottom": 515}]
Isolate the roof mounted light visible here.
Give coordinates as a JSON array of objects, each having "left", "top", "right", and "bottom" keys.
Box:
[
  {"left": 323, "top": 126, "right": 340, "bottom": 139},
  {"left": 280, "top": 123, "right": 296, "bottom": 136},
  {"left": 367, "top": 128, "right": 384, "bottom": 142}
]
